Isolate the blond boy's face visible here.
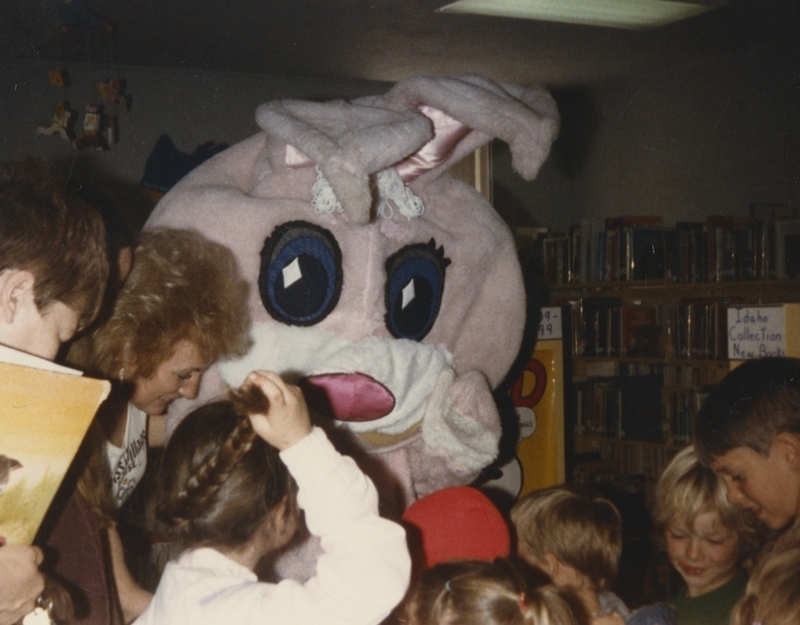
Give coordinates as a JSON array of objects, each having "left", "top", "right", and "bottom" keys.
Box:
[
  {"left": 665, "top": 510, "right": 739, "bottom": 597},
  {"left": 711, "top": 438, "right": 800, "bottom": 531}
]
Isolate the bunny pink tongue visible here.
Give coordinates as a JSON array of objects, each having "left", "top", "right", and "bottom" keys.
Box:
[{"left": 300, "top": 373, "right": 395, "bottom": 422}]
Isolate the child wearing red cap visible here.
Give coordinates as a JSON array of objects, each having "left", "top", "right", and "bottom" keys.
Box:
[{"left": 401, "top": 486, "right": 511, "bottom": 570}]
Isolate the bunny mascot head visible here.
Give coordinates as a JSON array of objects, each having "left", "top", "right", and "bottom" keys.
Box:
[{"left": 145, "top": 74, "right": 559, "bottom": 517}]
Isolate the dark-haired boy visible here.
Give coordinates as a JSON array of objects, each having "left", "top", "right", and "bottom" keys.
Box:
[{"left": 695, "top": 357, "right": 800, "bottom": 546}]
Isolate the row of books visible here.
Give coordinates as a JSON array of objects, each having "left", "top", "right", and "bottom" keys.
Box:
[
  {"left": 670, "top": 299, "right": 730, "bottom": 360},
  {"left": 537, "top": 215, "right": 800, "bottom": 285},
  {"left": 598, "top": 361, "right": 705, "bottom": 388},
  {"left": 574, "top": 373, "right": 710, "bottom": 446},
  {"left": 665, "top": 387, "right": 711, "bottom": 447},
  {"left": 571, "top": 299, "right": 661, "bottom": 358},
  {"left": 573, "top": 439, "right": 674, "bottom": 485},
  {"left": 570, "top": 297, "right": 733, "bottom": 361},
  {"left": 574, "top": 374, "right": 664, "bottom": 442}
]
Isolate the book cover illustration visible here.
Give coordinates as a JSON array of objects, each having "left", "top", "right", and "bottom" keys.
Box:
[{"left": 0, "top": 356, "right": 110, "bottom": 544}]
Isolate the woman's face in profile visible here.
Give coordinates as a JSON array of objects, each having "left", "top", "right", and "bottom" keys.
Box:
[{"left": 131, "top": 340, "right": 209, "bottom": 415}]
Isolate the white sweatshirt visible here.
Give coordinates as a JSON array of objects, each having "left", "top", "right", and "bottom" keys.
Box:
[{"left": 134, "top": 427, "right": 411, "bottom": 625}]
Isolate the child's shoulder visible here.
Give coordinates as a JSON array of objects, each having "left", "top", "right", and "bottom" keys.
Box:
[
  {"left": 626, "top": 602, "right": 676, "bottom": 625},
  {"left": 760, "top": 521, "right": 800, "bottom": 560}
]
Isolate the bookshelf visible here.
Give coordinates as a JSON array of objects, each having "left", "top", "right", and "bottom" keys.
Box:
[
  {"left": 527, "top": 216, "right": 800, "bottom": 492},
  {"left": 553, "top": 282, "right": 800, "bottom": 490}
]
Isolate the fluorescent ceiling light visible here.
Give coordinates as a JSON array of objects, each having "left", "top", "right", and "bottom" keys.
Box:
[{"left": 437, "top": 0, "right": 719, "bottom": 29}]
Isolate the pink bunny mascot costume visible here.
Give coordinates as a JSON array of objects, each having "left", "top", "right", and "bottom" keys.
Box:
[{"left": 145, "top": 75, "right": 558, "bottom": 534}]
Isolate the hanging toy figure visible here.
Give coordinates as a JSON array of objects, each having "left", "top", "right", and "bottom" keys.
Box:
[
  {"left": 36, "top": 101, "right": 74, "bottom": 142},
  {"left": 73, "top": 103, "right": 110, "bottom": 150},
  {"left": 96, "top": 78, "right": 130, "bottom": 110},
  {"left": 48, "top": 68, "right": 70, "bottom": 88}
]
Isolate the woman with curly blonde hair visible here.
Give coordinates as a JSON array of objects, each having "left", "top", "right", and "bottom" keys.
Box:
[{"left": 68, "top": 227, "right": 252, "bottom": 621}]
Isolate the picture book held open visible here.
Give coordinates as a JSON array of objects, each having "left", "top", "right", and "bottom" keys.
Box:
[{"left": 0, "top": 345, "right": 110, "bottom": 544}]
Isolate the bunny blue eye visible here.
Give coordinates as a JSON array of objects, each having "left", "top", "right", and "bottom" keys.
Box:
[
  {"left": 259, "top": 221, "right": 342, "bottom": 326},
  {"left": 384, "top": 239, "right": 450, "bottom": 341}
]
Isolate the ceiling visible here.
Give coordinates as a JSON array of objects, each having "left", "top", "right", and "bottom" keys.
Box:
[{"left": 0, "top": 0, "right": 794, "bottom": 88}]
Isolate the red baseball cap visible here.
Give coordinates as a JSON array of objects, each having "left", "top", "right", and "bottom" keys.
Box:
[{"left": 401, "top": 486, "right": 511, "bottom": 568}]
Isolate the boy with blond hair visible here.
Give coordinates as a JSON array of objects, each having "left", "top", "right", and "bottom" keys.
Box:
[
  {"left": 511, "top": 485, "right": 628, "bottom": 625},
  {"left": 638, "top": 445, "right": 764, "bottom": 625}
]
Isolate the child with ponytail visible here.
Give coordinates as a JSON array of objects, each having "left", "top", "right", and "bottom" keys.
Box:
[
  {"left": 133, "top": 370, "right": 411, "bottom": 625},
  {"left": 404, "top": 558, "right": 590, "bottom": 625}
]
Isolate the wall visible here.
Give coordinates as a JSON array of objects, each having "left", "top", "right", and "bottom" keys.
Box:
[
  {"left": 494, "top": 26, "right": 798, "bottom": 233},
  {"left": 0, "top": 59, "right": 390, "bottom": 229},
  {"left": 2, "top": 33, "right": 796, "bottom": 237}
]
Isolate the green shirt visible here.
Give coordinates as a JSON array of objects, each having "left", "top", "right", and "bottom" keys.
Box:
[{"left": 673, "top": 569, "right": 747, "bottom": 625}]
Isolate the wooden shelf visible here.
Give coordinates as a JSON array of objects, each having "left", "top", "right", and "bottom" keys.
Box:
[
  {"left": 576, "top": 435, "right": 679, "bottom": 450},
  {"left": 547, "top": 279, "right": 800, "bottom": 306}
]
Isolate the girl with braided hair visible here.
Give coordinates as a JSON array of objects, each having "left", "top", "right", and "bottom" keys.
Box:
[
  {"left": 404, "top": 558, "right": 589, "bottom": 625},
  {"left": 134, "top": 370, "right": 411, "bottom": 625}
]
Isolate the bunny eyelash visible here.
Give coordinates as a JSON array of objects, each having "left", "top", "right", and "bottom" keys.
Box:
[{"left": 311, "top": 166, "right": 424, "bottom": 220}]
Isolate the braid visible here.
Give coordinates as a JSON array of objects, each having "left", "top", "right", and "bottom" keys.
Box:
[
  {"left": 228, "top": 382, "right": 270, "bottom": 416},
  {"left": 157, "top": 388, "right": 294, "bottom": 551},
  {"left": 163, "top": 384, "right": 269, "bottom": 528},
  {"left": 168, "top": 383, "right": 273, "bottom": 516},
  {"left": 171, "top": 415, "right": 258, "bottom": 525}
]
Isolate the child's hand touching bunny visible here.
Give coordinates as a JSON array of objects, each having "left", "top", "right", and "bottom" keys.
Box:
[{"left": 238, "top": 371, "right": 312, "bottom": 451}]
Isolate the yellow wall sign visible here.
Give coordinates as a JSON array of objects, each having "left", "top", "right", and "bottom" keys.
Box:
[
  {"left": 511, "top": 340, "right": 566, "bottom": 497},
  {"left": 481, "top": 308, "right": 566, "bottom": 500}
]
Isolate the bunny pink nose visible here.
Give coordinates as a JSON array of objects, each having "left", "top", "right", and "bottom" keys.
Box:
[{"left": 300, "top": 373, "right": 395, "bottom": 422}]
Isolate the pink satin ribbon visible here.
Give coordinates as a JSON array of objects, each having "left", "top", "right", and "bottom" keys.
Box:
[
  {"left": 394, "top": 104, "right": 472, "bottom": 183},
  {"left": 285, "top": 144, "right": 314, "bottom": 167}
]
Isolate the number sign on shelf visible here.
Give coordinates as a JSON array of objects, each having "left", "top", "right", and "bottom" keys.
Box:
[{"left": 538, "top": 307, "right": 562, "bottom": 340}]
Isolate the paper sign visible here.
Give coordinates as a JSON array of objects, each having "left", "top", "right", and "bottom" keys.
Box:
[
  {"left": 538, "top": 307, "right": 562, "bottom": 340},
  {"left": 728, "top": 306, "right": 786, "bottom": 359}
]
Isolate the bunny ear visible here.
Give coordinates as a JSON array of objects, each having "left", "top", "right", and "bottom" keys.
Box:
[
  {"left": 255, "top": 99, "right": 431, "bottom": 224},
  {"left": 254, "top": 76, "right": 558, "bottom": 221},
  {"left": 378, "top": 74, "right": 560, "bottom": 185}
]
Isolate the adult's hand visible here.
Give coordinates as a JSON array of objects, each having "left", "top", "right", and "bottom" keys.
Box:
[{"left": 0, "top": 543, "right": 45, "bottom": 625}]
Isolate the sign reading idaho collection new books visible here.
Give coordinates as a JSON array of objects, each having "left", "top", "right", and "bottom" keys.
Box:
[{"left": 728, "top": 306, "right": 786, "bottom": 359}]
